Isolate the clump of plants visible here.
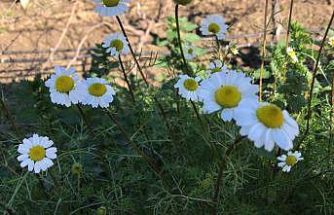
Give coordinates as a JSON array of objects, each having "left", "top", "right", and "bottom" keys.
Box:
[{"left": 1, "top": 0, "right": 334, "bottom": 214}]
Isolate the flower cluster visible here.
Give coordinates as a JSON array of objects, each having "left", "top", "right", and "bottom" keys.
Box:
[
  {"left": 16, "top": 0, "right": 305, "bottom": 176},
  {"left": 175, "top": 68, "right": 299, "bottom": 153},
  {"left": 45, "top": 67, "right": 116, "bottom": 108},
  {"left": 173, "top": 13, "right": 302, "bottom": 173}
]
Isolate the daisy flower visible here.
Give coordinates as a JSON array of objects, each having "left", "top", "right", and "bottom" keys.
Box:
[
  {"left": 76, "top": 77, "right": 116, "bottom": 108},
  {"left": 287, "top": 47, "right": 298, "bottom": 63},
  {"left": 277, "top": 151, "right": 303, "bottom": 173},
  {"left": 17, "top": 134, "right": 57, "bottom": 174},
  {"left": 199, "top": 70, "right": 258, "bottom": 121},
  {"left": 45, "top": 66, "right": 80, "bottom": 107},
  {"left": 174, "top": 75, "right": 201, "bottom": 101},
  {"left": 184, "top": 44, "right": 197, "bottom": 60},
  {"left": 93, "top": 0, "right": 130, "bottom": 17},
  {"left": 200, "top": 15, "right": 228, "bottom": 40},
  {"left": 234, "top": 100, "right": 299, "bottom": 152},
  {"left": 102, "top": 32, "right": 130, "bottom": 56}
]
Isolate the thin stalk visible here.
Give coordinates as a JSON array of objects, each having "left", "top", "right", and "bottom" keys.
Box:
[
  {"left": 116, "top": 15, "right": 170, "bottom": 136},
  {"left": 0, "top": 93, "right": 19, "bottom": 134},
  {"left": 116, "top": 16, "right": 149, "bottom": 86},
  {"left": 259, "top": 0, "right": 269, "bottom": 101},
  {"left": 36, "top": 174, "right": 50, "bottom": 198},
  {"left": 175, "top": 4, "right": 205, "bottom": 127},
  {"left": 301, "top": 9, "right": 334, "bottom": 146},
  {"left": 211, "top": 136, "right": 244, "bottom": 214},
  {"left": 190, "top": 100, "right": 205, "bottom": 130},
  {"left": 175, "top": 4, "right": 191, "bottom": 76},
  {"left": 285, "top": 0, "right": 294, "bottom": 48},
  {"left": 7, "top": 172, "right": 29, "bottom": 207},
  {"left": 329, "top": 70, "right": 334, "bottom": 167},
  {"left": 215, "top": 35, "right": 222, "bottom": 60},
  {"left": 119, "top": 55, "right": 136, "bottom": 102},
  {"left": 105, "top": 110, "right": 162, "bottom": 177},
  {"left": 75, "top": 104, "right": 91, "bottom": 130}
]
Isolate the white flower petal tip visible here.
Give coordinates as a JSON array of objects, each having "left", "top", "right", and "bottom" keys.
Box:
[
  {"left": 199, "top": 69, "right": 258, "bottom": 122},
  {"left": 75, "top": 77, "right": 116, "bottom": 108},
  {"left": 45, "top": 66, "right": 80, "bottom": 107},
  {"left": 277, "top": 151, "right": 303, "bottom": 173},
  {"left": 17, "top": 134, "right": 57, "bottom": 174},
  {"left": 234, "top": 102, "right": 300, "bottom": 152},
  {"left": 174, "top": 75, "right": 201, "bottom": 102},
  {"left": 200, "top": 15, "right": 228, "bottom": 40}
]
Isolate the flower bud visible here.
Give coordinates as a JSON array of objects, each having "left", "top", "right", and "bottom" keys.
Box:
[
  {"left": 173, "top": 0, "right": 192, "bottom": 6},
  {"left": 71, "top": 163, "right": 83, "bottom": 175},
  {"left": 96, "top": 206, "right": 107, "bottom": 215}
]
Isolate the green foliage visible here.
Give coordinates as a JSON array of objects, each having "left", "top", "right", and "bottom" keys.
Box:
[
  {"left": 0, "top": 13, "right": 334, "bottom": 215},
  {"left": 269, "top": 22, "right": 312, "bottom": 113},
  {"left": 155, "top": 16, "right": 205, "bottom": 74}
]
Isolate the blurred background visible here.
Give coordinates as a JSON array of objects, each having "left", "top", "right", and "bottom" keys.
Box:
[{"left": 0, "top": 0, "right": 333, "bottom": 83}]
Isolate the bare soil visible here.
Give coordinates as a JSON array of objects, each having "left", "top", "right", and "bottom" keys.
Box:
[{"left": 0, "top": 0, "right": 332, "bottom": 83}]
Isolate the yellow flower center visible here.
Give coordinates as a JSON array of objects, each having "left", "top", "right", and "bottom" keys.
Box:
[
  {"left": 256, "top": 104, "right": 284, "bottom": 128},
  {"left": 102, "top": 0, "right": 120, "bottom": 7},
  {"left": 55, "top": 76, "right": 75, "bottom": 93},
  {"left": 183, "top": 79, "right": 198, "bottom": 91},
  {"left": 285, "top": 155, "right": 297, "bottom": 166},
  {"left": 188, "top": 48, "right": 193, "bottom": 55},
  {"left": 208, "top": 23, "right": 221, "bottom": 34},
  {"left": 29, "top": 145, "right": 46, "bottom": 162},
  {"left": 111, "top": 39, "right": 124, "bottom": 52},
  {"left": 88, "top": 83, "right": 107, "bottom": 97},
  {"left": 215, "top": 85, "right": 241, "bottom": 108}
]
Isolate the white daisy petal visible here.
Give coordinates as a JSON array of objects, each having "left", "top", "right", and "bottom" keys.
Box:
[
  {"left": 235, "top": 102, "right": 300, "bottom": 152},
  {"left": 174, "top": 75, "right": 200, "bottom": 102},
  {"left": 45, "top": 66, "right": 80, "bottom": 107},
  {"left": 17, "top": 134, "right": 57, "bottom": 174},
  {"left": 199, "top": 69, "right": 258, "bottom": 122},
  {"left": 200, "top": 15, "right": 228, "bottom": 40},
  {"left": 102, "top": 32, "right": 129, "bottom": 56},
  {"left": 276, "top": 150, "right": 303, "bottom": 173},
  {"left": 75, "top": 77, "right": 116, "bottom": 108},
  {"left": 17, "top": 154, "right": 28, "bottom": 162}
]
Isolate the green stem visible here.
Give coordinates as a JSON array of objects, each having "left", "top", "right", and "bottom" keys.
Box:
[
  {"left": 7, "top": 172, "right": 29, "bottom": 207},
  {"left": 214, "top": 35, "right": 222, "bottom": 60},
  {"left": 116, "top": 16, "right": 149, "bottom": 86},
  {"left": 175, "top": 4, "right": 191, "bottom": 76},
  {"left": 175, "top": 4, "right": 205, "bottom": 128},
  {"left": 119, "top": 55, "right": 136, "bottom": 103},
  {"left": 299, "top": 9, "right": 334, "bottom": 148},
  {"left": 116, "top": 15, "right": 171, "bottom": 137},
  {"left": 0, "top": 90, "right": 19, "bottom": 134},
  {"left": 211, "top": 136, "right": 244, "bottom": 214},
  {"left": 75, "top": 104, "right": 91, "bottom": 130},
  {"left": 105, "top": 110, "right": 162, "bottom": 177},
  {"left": 259, "top": 0, "right": 269, "bottom": 102},
  {"left": 285, "top": 0, "right": 294, "bottom": 48}
]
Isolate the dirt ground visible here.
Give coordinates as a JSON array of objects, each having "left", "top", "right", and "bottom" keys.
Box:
[{"left": 0, "top": 0, "right": 333, "bottom": 83}]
